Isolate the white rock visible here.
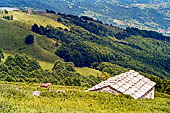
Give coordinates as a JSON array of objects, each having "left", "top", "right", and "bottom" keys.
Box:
[{"left": 32, "top": 91, "right": 40, "bottom": 96}]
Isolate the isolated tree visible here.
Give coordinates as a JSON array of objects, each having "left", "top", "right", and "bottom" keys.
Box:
[
  {"left": 31, "top": 24, "right": 40, "bottom": 34},
  {"left": 57, "top": 17, "right": 62, "bottom": 22},
  {"left": 11, "top": 15, "right": 13, "bottom": 20},
  {"left": 4, "top": 9, "right": 8, "bottom": 14},
  {"left": 0, "top": 49, "right": 4, "bottom": 62},
  {"left": 25, "top": 35, "right": 34, "bottom": 44}
]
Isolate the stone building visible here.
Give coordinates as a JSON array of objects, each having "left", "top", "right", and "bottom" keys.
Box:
[{"left": 86, "top": 70, "right": 156, "bottom": 99}]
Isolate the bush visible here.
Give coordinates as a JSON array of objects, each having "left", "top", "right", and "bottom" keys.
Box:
[
  {"left": 25, "top": 35, "right": 34, "bottom": 44},
  {"left": 0, "top": 49, "right": 4, "bottom": 62}
]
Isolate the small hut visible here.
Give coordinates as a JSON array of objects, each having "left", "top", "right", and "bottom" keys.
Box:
[
  {"left": 27, "top": 8, "right": 32, "bottom": 15},
  {"left": 86, "top": 70, "right": 156, "bottom": 99}
]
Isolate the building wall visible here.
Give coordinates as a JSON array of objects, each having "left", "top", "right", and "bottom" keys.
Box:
[
  {"left": 95, "top": 86, "right": 122, "bottom": 95},
  {"left": 91, "top": 86, "right": 155, "bottom": 99},
  {"left": 141, "top": 87, "right": 155, "bottom": 99}
]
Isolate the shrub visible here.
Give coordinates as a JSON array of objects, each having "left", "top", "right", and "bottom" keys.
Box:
[{"left": 25, "top": 35, "right": 34, "bottom": 44}]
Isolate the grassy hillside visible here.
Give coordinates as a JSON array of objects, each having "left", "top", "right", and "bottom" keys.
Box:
[
  {"left": 76, "top": 67, "right": 102, "bottom": 77},
  {"left": 0, "top": 9, "right": 170, "bottom": 112},
  {"left": 0, "top": 18, "right": 60, "bottom": 63},
  {"left": 9, "top": 11, "right": 69, "bottom": 30},
  {"left": 0, "top": 10, "right": 70, "bottom": 63},
  {"left": 0, "top": 81, "right": 170, "bottom": 113},
  {"left": 1, "top": 10, "right": 170, "bottom": 79}
]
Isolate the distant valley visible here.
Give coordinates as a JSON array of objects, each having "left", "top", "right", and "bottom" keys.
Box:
[{"left": 0, "top": 0, "right": 170, "bottom": 35}]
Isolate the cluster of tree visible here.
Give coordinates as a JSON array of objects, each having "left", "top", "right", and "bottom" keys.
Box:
[
  {"left": 0, "top": 50, "right": 101, "bottom": 87},
  {"left": 144, "top": 73, "right": 170, "bottom": 94},
  {"left": 92, "top": 62, "right": 129, "bottom": 76},
  {"left": 46, "top": 9, "right": 56, "bottom": 14},
  {"left": 25, "top": 35, "right": 34, "bottom": 44},
  {"left": 4, "top": 9, "right": 8, "bottom": 14},
  {"left": 31, "top": 24, "right": 68, "bottom": 36},
  {"left": 2, "top": 15, "right": 13, "bottom": 20},
  {"left": 0, "top": 49, "right": 4, "bottom": 62},
  {"left": 30, "top": 21, "right": 170, "bottom": 79},
  {"left": 115, "top": 27, "right": 170, "bottom": 42},
  {"left": 58, "top": 13, "right": 115, "bottom": 36}
]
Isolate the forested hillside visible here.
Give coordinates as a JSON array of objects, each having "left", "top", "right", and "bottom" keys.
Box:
[
  {"left": 0, "top": 1, "right": 170, "bottom": 112},
  {"left": 0, "top": 9, "right": 170, "bottom": 92},
  {"left": 27, "top": 12, "right": 170, "bottom": 80}
]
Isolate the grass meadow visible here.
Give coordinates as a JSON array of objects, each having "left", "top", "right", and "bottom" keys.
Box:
[
  {"left": 9, "top": 11, "right": 69, "bottom": 30},
  {"left": 0, "top": 10, "right": 68, "bottom": 63},
  {"left": 0, "top": 81, "right": 170, "bottom": 113}
]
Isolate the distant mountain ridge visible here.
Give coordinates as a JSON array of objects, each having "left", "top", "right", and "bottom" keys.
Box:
[{"left": 0, "top": 0, "right": 170, "bottom": 35}]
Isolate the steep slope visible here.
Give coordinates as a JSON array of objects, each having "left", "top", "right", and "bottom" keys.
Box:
[
  {"left": 0, "top": 11, "right": 67, "bottom": 62},
  {"left": 0, "top": 10, "right": 170, "bottom": 79}
]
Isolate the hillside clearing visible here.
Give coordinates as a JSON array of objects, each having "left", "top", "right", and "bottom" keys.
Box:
[
  {"left": 8, "top": 11, "right": 69, "bottom": 30},
  {"left": 0, "top": 19, "right": 60, "bottom": 63},
  {"left": 76, "top": 67, "right": 102, "bottom": 77}
]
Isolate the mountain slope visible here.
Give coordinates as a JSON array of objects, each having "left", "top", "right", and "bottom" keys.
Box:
[
  {"left": 0, "top": 10, "right": 67, "bottom": 62},
  {"left": 0, "top": 9, "right": 170, "bottom": 79},
  {"left": 0, "top": 0, "right": 170, "bottom": 35}
]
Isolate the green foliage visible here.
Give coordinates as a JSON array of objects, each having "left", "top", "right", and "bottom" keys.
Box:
[
  {"left": 57, "top": 17, "right": 62, "bottom": 22},
  {"left": 31, "top": 24, "right": 40, "bottom": 34},
  {"left": 4, "top": 9, "right": 8, "bottom": 14},
  {"left": 24, "top": 35, "right": 34, "bottom": 44},
  {"left": 101, "top": 72, "right": 112, "bottom": 81},
  {"left": 46, "top": 9, "right": 56, "bottom": 14},
  {"left": 95, "top": 62, "right": 129, "bottom": 76},
  {"left": 53, "top": 60, "right": 75, "bottom": 72},
  {"left": 52, "top": 60, "right": 101, "bottom": 87},
  {"left": 5, "top": 54, "right": 41, "bottom": 72},
  {"left": 0, "top": 51, "right": 101, "bottom": 87},
  {"left": 115, "top": 27, "right": 170, "bottom": 42},
  {"left": 144, "top": 74, "right": 170, "bottom": 94},
  {"left": 31, "top": 20, "right": 170, "bottom": 79},
  {"left": 3, "top": 15, "right": 13, "bottom": 20},
  {"left": 0, "top": 49, "right": 4, "bottom": 62}
]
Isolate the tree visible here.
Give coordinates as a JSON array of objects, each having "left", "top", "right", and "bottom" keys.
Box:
[
  {"left": 4, "top": 9, "right": 8, "bottom": 14},
  {"left": 11, "top": 15, "right": 13, "bottom": 20},
  {"left": 57, "top": 17, "right": 62, "bottom": 22},
  {"left": 101, "top": 72, "right": 111, "bottom": 81},
  {"left": 25, "top": 35, "right": 34, "bottom": 44},
  {"left": 0, "top": 49, "right": 4, "bottom": 62},
  {"left": 31, "top": 24, "right": 40, "bottom": 34}
]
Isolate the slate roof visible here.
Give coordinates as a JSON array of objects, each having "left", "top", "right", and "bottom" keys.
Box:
[{"left": 86, "top": 70, "right": 156, "bottom": 99}]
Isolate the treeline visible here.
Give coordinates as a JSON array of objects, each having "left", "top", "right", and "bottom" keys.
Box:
[
  {"left": 115, "top": 27, "right": 170, "bottom": 42},
  {"left": 42, "top": 10, "right": 170, "bottom": 42},
  {"left": 30, "top": 22, "right": 170, "bottom": 79},
  {"left": 0, "top": 50, "right": 101, "bottom": 87},
  {"left": 57, "top": 13, "right": 117, "bottom": 37},
  {"left": 31, "top": 24, "right": 118, "bottom": 67}
]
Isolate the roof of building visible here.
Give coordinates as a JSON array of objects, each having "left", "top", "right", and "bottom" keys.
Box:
[{"left": 86, "top": 70, "right": 156, "bottom": 99}]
